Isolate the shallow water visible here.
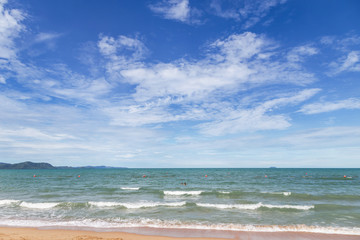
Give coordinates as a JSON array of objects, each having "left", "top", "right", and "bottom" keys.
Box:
[{"left": 0, "top": 168, "right": 359, "bottom": 235}]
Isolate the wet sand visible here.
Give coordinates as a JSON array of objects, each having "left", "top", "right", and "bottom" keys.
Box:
[{"left": 0, "top": 227, "right": 359, "bottom": 240}]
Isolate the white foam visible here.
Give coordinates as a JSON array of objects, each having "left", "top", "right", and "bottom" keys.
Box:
[
  {"left": 197, "top": 203, "right": 314, "bottom": 210},
  {"left": 89, "top": 201, "right": 186, "bottom": 209},
  {"left": 164, "top": 191, "right": 203, "bottom": 196},
  {"left": 19, "top": 202, "right": 59, "bottom": 209},
  {"left": 262, "top": 192, "right": 292, "bottom": 196},
  {"left": 219, "top": 191, "right": 231, "bottom": 194},
  {"left": 263, "top": 203, "right": 313, "bottom": 210},
  {"left": 121, "top": 187, "right": 140, "bottom": 190},
  {"left": 0, "top": 200, "right": 20, "bottom": 205},
  {"left": 0, "top": 218, "right": 359, "bottom": 235},
  {"left": 197, "top": 203, "right": 261, "bottom": 210}
]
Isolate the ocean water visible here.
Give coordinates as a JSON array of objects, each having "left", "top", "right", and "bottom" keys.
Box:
[{"left": 0, "top": 168, "right": 359, "bottom": 235}]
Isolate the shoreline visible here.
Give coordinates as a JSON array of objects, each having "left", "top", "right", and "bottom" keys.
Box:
[{"left": 1, "top": 227, "right": 360, "bottom": 240}]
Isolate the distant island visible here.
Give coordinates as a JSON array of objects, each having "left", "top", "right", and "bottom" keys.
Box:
[{"left": 0, "top": 161, "right": 127, "bottom": 170}]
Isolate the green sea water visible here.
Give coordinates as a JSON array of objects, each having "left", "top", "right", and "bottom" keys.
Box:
[{"left": 0, "top": 168, "right": 359, "bottom": 235}]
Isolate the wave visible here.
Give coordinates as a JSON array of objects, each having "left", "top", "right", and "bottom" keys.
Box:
[
  {"left": 0, "top": 199, "right": 19, "bottom": 205},
  {"left": 218, "top": 191, "right": 231, "bottom": 194},
  {"left": 164, "top": 191, "right": 203, "bottom": 196},
  {"left": 0, "top": 218, "right": 359, "bottom": 235},
  {"left": 262, "top": 192, "right": 292, "bottom": 196},
  {"left": 0, "top": 199, "right": 186, "bottom": 209},
  {"left": 121, "top": 187, "right": 140, "bottom": 190},
  {"left": 89, "top": 201, "right": 186, "bottom": 209},
  {"left": 0, "top": 200, "right": 60, "bottom": 209},
  {"left": 196, "top": 203, "right": 314, "bottom": 210},
  {"left": 20, "top": 202, "right": 60, "bottom": 209}
]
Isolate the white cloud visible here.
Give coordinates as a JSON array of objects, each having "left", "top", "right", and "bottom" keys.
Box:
[
  {"left": 149, "top": 0, "right": 200, "bottom": 24},
  {"left": 318, "top": 34, "right": 360, "bottom": 75},
  {"left": 34, "top": 32, "right": 62, "bottom": 43},
  {"left": 0, "top": 0, "right": 25, "bottom": 59},
  {"left": 321, "top": 34, "right": 360, "bottom": 51},
  {"left": 116, "top": 32, "right": 314, "bottom": 102},
  {"left": 210, "top": 0, "right": 287, "bottom": 29},
  {"left": 0, "top": 75, "right": 5, "bottom": 83},
  {"left": 0, "top": 127, "right": 76, "bottom": 141},
  {"left": 329, "top": 51, "right": 360, "bottom": 75},
  {"left": 98, "top": 35, "right": 148, "bottom": 78},
  {"left": 280, "top": 127, "right": 360, "bottom": 148},
  {"left": 300, "top": 98, "right": 360, "bottom": 114},
  {"left": 150, "top": 0, "right": 189, "bottom": 22},
  {"left": 198, "top": 89, "right": 320, "bottom": 135},
  {"left": 210, "top": 0, "right": 240, "bottom": 20},
  {"left": 287, "top": 45, "right": 318, "bottom": 62},
  {"left": 98, "top": 35, "right": 147, "bottom": 59},
  {"left": 96, "top": 32, "right": 317, "bottom": 131}
]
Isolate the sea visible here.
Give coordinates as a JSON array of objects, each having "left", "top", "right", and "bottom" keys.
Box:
[{"left": 0, "top": 168, "right": 359, "bottom": 236}]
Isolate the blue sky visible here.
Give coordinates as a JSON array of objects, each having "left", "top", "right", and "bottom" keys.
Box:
[{"left": 0, "top": 0, "right": 360, "bottom": 167}]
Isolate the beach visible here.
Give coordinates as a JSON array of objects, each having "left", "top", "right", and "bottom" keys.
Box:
[{"left": 0, "top": 227, "right": 360, "bottom": 240}]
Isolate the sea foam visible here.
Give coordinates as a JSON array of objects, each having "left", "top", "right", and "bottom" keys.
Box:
[
  {"left": 164, "top": 191, "right": 203, "bottom": 196},
  {"left": 196, "top": 203, "right": 314, "bottom": 210},
  {"left": 89, "top": 201, "right": 186, "bottom": 209},
  {"left": 121, "top": 187, "right": 140, "bottom": 190},
  {"left": 20, "top": 202, "right": 60, "bottom": 209},
  {"left": 0, "top": 218, "right": 359, "bottom": 235},
  {"left": 0, "top": 199, "right": 19, "bottom": 205}
]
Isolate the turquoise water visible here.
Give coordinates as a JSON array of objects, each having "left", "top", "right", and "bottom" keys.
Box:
[{"left": 0, "top": 168, "right": 359, "bottom": 235}]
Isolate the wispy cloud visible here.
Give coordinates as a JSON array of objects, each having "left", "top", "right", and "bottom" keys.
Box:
[
  {"left": 329, "top": 51, "right": 360, "bottom": 75},
  {"left": 149, "top": 0, "right": 200, "bottom": 24},
  {"left": 34, "top": 32, "right": 62, "bottom": 43},
  {"left": 1, "top": 1, "right": 358, "bottom": 167},
  {"left": 0, "top": 0, "right": 25, "bottom": 59},
  {"left": 320, "top": 34, "right": 360, "bottom": 75},
  {"left": 287, "top": 45, "right": 318, "bottom": 62},
  {"left": 300, "top": 98, "right": 360, "bottom": 114},
  {"left": 280, "top": 127, "right": 360, "bottom": 148},
  {"left": 210, "top": 0, "right": 240, "bottom": 20},
  {"left": 97, "top": 32, "right": 317, "bottom": 132},
  {"left": 118, "top": 32, "right": 314, "bottom": 101},
  {"left": 0, "top": 75, "right": 5, "bottom": 84},
  {"left": 0, "top": 127, "right": 76, "bottom": 141},
  {"left": 198, "top": 89, "right": 320, "bottom": 135},
  {"left": 210, "top": 0, "right": 287, "bottom": 29}
]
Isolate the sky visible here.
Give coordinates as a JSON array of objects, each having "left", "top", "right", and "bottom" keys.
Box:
[{"left": 0, "top": 0, "right": 360, "bottom": 168}]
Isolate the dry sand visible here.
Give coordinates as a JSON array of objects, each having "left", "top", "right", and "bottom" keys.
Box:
[{"left": 0, "top": 227, "right": 359, "bottom": 240}]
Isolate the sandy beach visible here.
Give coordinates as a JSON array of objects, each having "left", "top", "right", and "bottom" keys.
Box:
[
  {"left": 0, "top": 227, "right": 360, "bottom": 240},
  {"left": 0, "top": 227, "right": 224, "bottom": 240}
]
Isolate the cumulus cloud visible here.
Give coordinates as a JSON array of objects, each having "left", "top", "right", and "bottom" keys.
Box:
[{"left": 300, "top": 98, "right": 360, "bottom": 114}]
